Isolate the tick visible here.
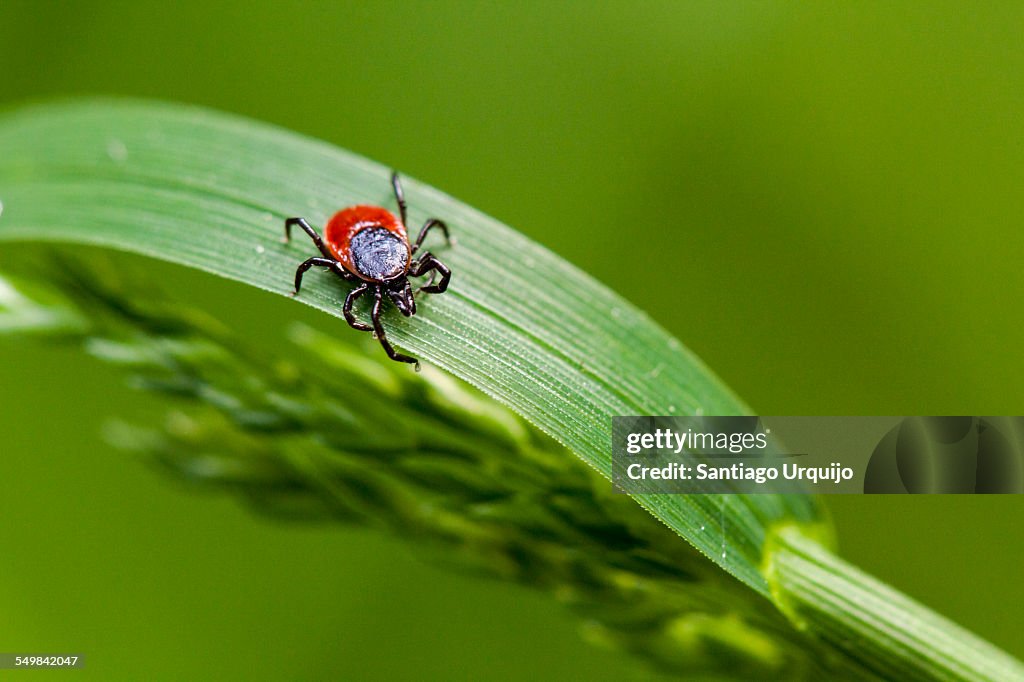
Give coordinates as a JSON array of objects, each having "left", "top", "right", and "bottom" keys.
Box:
[{"left": 284, "top": 172, "right": 452, "bottom": 368}]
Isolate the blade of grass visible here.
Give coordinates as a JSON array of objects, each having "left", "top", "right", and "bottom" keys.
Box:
[
  {"left": 0, "top": 98, "right": 826, "bottom": 593},
  {"left": 765, "top": 525, "right": 1024, "bottom": 682}
]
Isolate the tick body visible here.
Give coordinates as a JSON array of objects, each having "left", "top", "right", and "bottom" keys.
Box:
[{"left": 284, "top": 172, "right": 452, "bottom": 368}]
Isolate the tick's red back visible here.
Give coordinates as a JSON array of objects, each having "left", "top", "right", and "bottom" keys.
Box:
[{"left": 324, "top": 205, "right": 408, "bottom": 276}]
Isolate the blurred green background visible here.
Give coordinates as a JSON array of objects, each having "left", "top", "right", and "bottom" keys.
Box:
[{"left": 1, "top": 2, "right": 1022, "bottom": 679}]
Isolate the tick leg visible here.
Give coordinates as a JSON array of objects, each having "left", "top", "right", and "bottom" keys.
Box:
[
  {"left": 391, "top": 172, "right": 408, "bottom": 227},
  {"left": 409, "top": 252, "right": 451, "bottom": 294},
  {"left": 402, "top": 279, "right": 416, "bottom": 316},
  {"left": 412, "top": 218, "right": 453, "bottom": 254},
  {"left": 343, "top": 283, "right": 373, "bottom": 332},
  {"left": 291, "top": 257, "right": 336, "bottom": 296},
  {"left": 371, "top": 286, "right": 419, "bottom": 367},
  {"left": 329, "top": 261, "right": 361, "bottom": 283},
  {"left": 284, "top": 217, "right": 333, "bottom": 259}
]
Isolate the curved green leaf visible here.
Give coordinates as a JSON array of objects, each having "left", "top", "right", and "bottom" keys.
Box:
[
  {"left": 0, "top": 99, "right": 825, "bottom": 592},
  {"left": 765, "top": 525, "right": 1024, "bottom": 682}
]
